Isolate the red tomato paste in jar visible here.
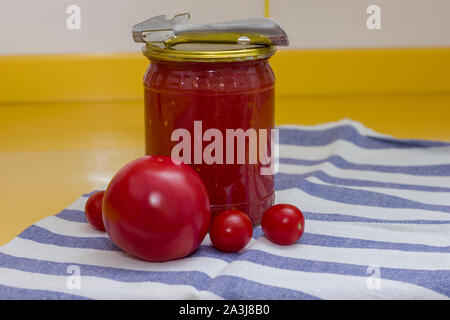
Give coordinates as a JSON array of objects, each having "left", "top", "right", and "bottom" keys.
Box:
[
  {"left": 143, "top": 55, "right": 275, "bottom": 224},
  {"left": 133, "top": 12, "right": 289, "bottom": 224}
]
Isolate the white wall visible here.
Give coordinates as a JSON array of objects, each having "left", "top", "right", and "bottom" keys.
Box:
[
  {"left": 0, "top": 0, "right": 449, "bottom": 55},
  {"left": 0, "top": 0, "right": 264, "bottom": 54},
  {"left": 271, "top": 0, "right": 450, "bottom": 49}
]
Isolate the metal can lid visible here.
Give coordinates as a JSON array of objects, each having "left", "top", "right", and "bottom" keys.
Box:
[{"left": 133, "top": 13, "right": 288, "bottom": 62}]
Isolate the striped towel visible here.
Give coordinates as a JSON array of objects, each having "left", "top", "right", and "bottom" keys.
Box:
[{"left": 1, "top": 119, "right": 449, "bottom": 300}]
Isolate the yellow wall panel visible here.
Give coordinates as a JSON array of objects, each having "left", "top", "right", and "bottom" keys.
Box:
[{"left": 1, "top": 48, "right": 450, "bottom": 104}]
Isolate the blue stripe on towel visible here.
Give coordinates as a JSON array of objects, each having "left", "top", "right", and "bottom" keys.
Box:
[
  {"left": 19, "top": 225, "right": 450, "bottom": 254},
  {"left": 0, "top": 284, "right": 90, "bottom": 300},
  {"left": 279, "top": 125, "right": 450, "bottom": 149},
  {"left": 18, "top": 226, "right": 120, "bottom": 251},
  {"left": 0, "top": 252, "right": 319, "bottom": 300},
  {"left": 276, "top": 172, "right": 450, "bottom": 193},
  {"left": 302, "top": 211, "right": 450, "bottom": 224},
  {"left": 56, "top": 209, "right": 87, "bottom": 223},
  {"left": 279, "top": 156, "right": 450, "bottom": 176},
  {"left": 278, "top": 179, "right": 450, "bottom": 213}
]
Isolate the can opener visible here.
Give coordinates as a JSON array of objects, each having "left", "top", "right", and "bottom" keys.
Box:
[{"left": 132, "top": 13, "right": 289, "bottom": 48}]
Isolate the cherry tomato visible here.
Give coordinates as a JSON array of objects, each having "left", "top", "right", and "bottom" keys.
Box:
[
  {"left": 261, "top": 204, "right": 305, "bottom": 245},
  {"left": 84, "top": 191, "right": 106, "bottom": 231},
  {"left": 102, "top": 155, "right": 211, "bottom": 262},
  {"left": 210, "top": 210, "right": 253, "bottom": 253}
]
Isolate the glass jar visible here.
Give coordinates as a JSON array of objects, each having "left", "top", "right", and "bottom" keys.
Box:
[{"left": 142, "top": 43, "right": 277, "bottom": 225}]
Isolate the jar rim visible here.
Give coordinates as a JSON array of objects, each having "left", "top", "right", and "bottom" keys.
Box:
[{"left": 142, "top": 43, "right": 277, "bottom": 62}]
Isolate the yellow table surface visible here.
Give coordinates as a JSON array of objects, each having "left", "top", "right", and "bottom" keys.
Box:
[{"left": 1, "top": 96, "right": 450, "bottom": 245}]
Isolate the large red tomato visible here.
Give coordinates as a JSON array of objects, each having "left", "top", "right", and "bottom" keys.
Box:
[{"left": 102, "top": 155, "right": 211, "bottom": 262}]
